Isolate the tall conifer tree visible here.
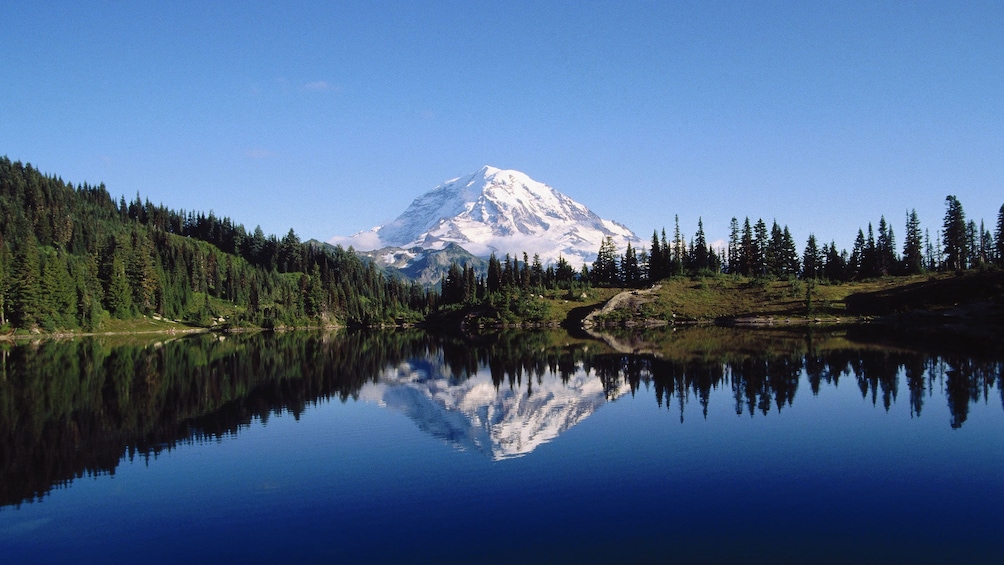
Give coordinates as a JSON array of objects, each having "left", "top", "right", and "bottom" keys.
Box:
[
  {"left": 10, "top": 238, "right": 42, "bottom": 328},
  {"left": 942, "top": 195, "right": 967, "bottom": 271},
  {"left": 690, "top": 218, "right": 709, "bottom": 273},
  {"left": 903, "top": 209, "right": 924, "bottom": 275},
  {"left": 740, "top": 218, "right": 754, "bottom": 276},
  {"left": 753, "top": 219, "right": 768, "bottom": 277},
  {"left": 727, "top": 217, "right": 740, "bottom": 275},
  {"left": 649, "top": 230, "right": 663, "bottom": 281},
  {"left": 996, "top": 204, "right": 1004, "bottom": 266},
  {"left": 802, "top": 235, "right": 821, "bottom": 279}
]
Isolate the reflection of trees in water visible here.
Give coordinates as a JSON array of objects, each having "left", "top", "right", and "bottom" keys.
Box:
[
  {"left": 1, "top": 329, "right": 1001, "bottom": 508},
  {"left": 582, "top": 332, "right": 1002, "bottom": 427},
  {"left": 604, "top": 355, "right": 800, "bottom": 422},
  {"left": 851, "top": 351, "right": 902, "bottom": 411},
  {"left": 940, "top": 357, "right": 1003, "bottom": 429},
  {"left": 0, "top": 331, "right": 438, "bottom": 508},
  {"left": 0, "top": 330, "right": 593, "bottom": 508}
]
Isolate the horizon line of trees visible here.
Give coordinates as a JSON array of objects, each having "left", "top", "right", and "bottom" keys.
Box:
[
  {"left": 5, "top": 155, "right": 1001, "bottom": 330},
  {"left": 588, "top": 195, "right": 1004, "bottom": 286}
]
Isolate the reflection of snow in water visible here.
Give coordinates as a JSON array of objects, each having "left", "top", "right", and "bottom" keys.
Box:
[{"left": 358, "top": 357, "right": 630, "bottom": 460}]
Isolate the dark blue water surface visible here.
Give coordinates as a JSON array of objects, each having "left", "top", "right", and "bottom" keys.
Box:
[{"left": 0, "top": 329, "right": 1001, "bottom": 563}]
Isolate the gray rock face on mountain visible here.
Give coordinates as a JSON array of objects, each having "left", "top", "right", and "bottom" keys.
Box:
[{"left": 352, "top": 243, "right": 488, "bottom": 286}]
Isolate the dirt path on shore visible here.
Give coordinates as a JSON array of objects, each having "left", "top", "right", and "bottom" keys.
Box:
[
  {"left": 579, "top": 285, "right": 665, "bottom": 356},
  {"left": 581, "top": 284, "right": 663, "bottom": 329}
]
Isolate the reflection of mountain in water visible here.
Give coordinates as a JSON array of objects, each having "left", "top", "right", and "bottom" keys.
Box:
[
  {"left": 361, "top": 356, "right": 629, "bottom": 460},
  {"left": 3, "top": 327, "right": 1002, "bottom": 507}
]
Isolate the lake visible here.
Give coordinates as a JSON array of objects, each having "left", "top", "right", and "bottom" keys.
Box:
[{"left": 0, "top": 327, "right": 1001, "bottom": 563}]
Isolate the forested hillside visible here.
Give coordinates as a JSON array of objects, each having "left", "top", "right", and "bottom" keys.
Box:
[{"left": 0, "top": 157, "right": 432, "bottom": 332}]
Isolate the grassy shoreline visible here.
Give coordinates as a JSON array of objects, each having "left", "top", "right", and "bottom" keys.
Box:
[
  {"left": 585, "top": 270, "right": 1003, "bottom": 324},
  {"left": 4, "top": 270, "right": 1000, "bottom": 344}
]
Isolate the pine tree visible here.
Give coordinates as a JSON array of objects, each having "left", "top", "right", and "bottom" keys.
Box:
[
  {"left": 39, "top": 249, "right": 76, "bottom": 329},
  {"left": 727, "top": 217, "right": 740, "bottom": 275},
  {"left": 753, "top": 219, "right": 768, "bottom": 277},
  {"left": 777, "top": 227, "right": 798, "bottom": 276},
  {"left": 128, "top": 228, "right": 160, "bottom": 313},
  {"left": 277, "top": 229, "right": 303, "bottom": 273},
  {"left": 464, "top": 264, "right": 478, "bottom": 303},
  {"left": 592, "top": 237, "right": 619, "bottom": 285},
  {"left": 876, "top": 216, "right": 896, "bottom": 276},
  {"left": 649, "top": 230, "right": 663, "bottom": 281},
  {"left": 0, "top": 237, "right": 11, "bottom": 326},
  {"left": 672, "top": 215, "right": 685, "bottom": 276},
  {"left": 766, "top": 221, "right": 783, "bottom": 276},
  {"left": 487, "top": 253, "right": 502, "bottom": 293},
  {"left": 924, "top": 228, "right": 936, "bottom": 271},
  {"left": 531, "top": 254, "right": 544, "bottom": 288},
  {"left": 849, "top": 229, "right": 866, "bottom": 279},
  {"left": 995, "top": 204, "right": 1004, "bottom": 266},
  {"left": 862, "top": 223, "right": 878, "bottom": 278},
  {"left": 520, "top": 252, "right": 531, "bottom": 290},
  {"left": 690, "top": 218, "right": 709, "bottom": 273},
  {"left": 802, "top": 235, "right": 821, "bottom": 279},
  {"left": 72, "top": 252, "right": 105, "bottom": 330},
  {"left": 554, "top": 256, "right": 575, "bottom": 285},
  {"left": 824, "top": 242, "right": 847, "bottom": 281},
  {"left": 978, "top": 220, "right": 992, "bottom": 268},
  {"left": 104, "top": 251, "right": 134, "bottom": 318},
  {"left": 902, "top": 209, "right": 924, "bottom": 275},
  {"left": 502, "top": 254, "right": 514, "bottom": 287},
  {"left": 441, "top": 262, "right": 464, "bottom": 304},
  {"left": 660, "top": 229, "right": 670, "bottom": 276},
  {"left": 10, "top": 239, "right": 42, "bottom": 328},
  {"left": 965, "top": 220, "right": 979, "bottom": 269},
  {"left": 621, "top": 243, "right": 640, "bottom": 285},
  {"left": 942, "top": 195, "right": 967, "bottom": 271},
  {"left": 740, "top": 218, "right": 754, "bottom": 276}
]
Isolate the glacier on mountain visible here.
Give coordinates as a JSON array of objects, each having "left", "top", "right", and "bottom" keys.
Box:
[{"left": 329, "top": 166, "right": 639, "bottom": 266}]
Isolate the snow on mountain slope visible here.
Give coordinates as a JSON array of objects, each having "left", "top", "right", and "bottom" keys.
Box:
[
  {"left": 329, "top": 166, "right": 639, "bottom": 266},
  {"left": 357, "top": 355, "right": 629, "bottom": 460}
]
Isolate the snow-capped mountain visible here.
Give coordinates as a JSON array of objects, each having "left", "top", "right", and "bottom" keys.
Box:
[
  {"left": 357, "top": 355, "right": 629, "bottom": 460},
  {"left": 329, "top": 166, "right": 639, "bottom": 266}
]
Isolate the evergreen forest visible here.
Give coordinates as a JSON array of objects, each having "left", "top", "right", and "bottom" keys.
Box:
[{"left": 0, "top": 157, "right": 433, "bottom": 332}]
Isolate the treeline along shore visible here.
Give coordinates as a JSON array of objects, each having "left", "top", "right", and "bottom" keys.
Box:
[
  {"left": 0, "top": 156, "right": 434, "bottom": 332},
  {"left": 1, "top": 156, "right": 1002, "bottom": 335}
]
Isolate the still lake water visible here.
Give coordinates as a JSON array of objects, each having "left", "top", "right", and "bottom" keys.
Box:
[{"left": 0, "top": 328, "right": 1001, "bottom": 563}]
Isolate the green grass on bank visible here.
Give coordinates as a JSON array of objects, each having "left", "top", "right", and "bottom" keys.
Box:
[
  {"left": 539, "top": 287, "right": 624, "bottom": 324},
  {"left": 586, "top": 270, "right": 1004, "bottom": 325}
]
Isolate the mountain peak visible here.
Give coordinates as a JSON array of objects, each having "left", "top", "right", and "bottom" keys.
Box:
[{"left": 329, "top": 166, "right": 639, "bottom": 266}]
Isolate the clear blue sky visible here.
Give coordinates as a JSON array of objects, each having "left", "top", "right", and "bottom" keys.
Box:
[{"left": 3, "top": 1, "right": 1002, "bottom": 252}]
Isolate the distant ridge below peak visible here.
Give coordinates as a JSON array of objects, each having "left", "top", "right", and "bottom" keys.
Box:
[{"left": 328, "top": 166, "right": 639, "bottom": 268}]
